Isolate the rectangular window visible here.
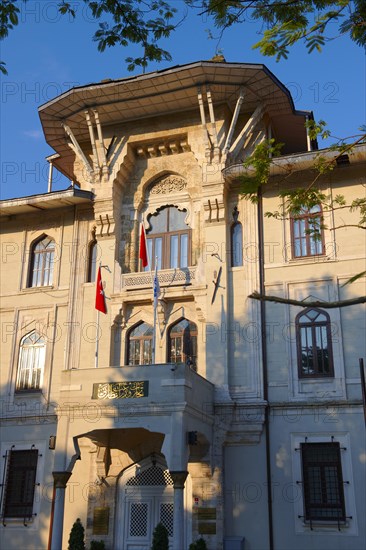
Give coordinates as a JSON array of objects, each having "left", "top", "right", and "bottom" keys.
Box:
[
  {"left": 2, "top": 449, "right": 38, "bottom": 519},
  {"left": 301, "top": 442, "right": 346, "bottom": 522},
  {"left": 291, "top": 206, "right": 324, "bottom": 258}
]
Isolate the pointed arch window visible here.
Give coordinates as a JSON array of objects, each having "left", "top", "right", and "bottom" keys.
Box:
[
  {"left": 296, "top": 308, "right": 334, "bottom": 378},
  {"left": 127, "top": 322, "right": 153, "bottom": 365},
  {"left": 16, "top": 332, "right": 46, "bottom": 392},
  {"left": 87, "top": 240, "right": 98, "bottom": 282},
  {"left": 143, "top": 206, "right": 191, "bottom": 270},
  {"left": 168, "top": 318, "right": 197, "bottom": 370},
  {"left": 28, "top": 236, "right": 55, "bottom": 287}
]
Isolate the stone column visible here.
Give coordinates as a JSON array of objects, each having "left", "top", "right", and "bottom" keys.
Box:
[
  {"left": 170, "top": 471, "right": 188, "bottom": 550},
  {"left": 50, "top": 471, "right": 72, "bottom": 550}
]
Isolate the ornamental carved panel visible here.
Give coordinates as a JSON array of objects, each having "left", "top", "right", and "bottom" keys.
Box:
[{"left": 149, "top": 175, "right": 187, "bottom": 195}]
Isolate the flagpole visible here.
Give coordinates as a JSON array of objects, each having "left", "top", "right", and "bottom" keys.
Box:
[
  {"left": 95, "top": 308, "right": 100, "bottom": 369},
  {"left": 140, "top": 220, "right": 159, "bottom": 365},
  {"left": 95, "top": 261, "right": 101, "bottom": 368},
  {"left": 153, "top": 288, "right": 157, "bottom": 365}
]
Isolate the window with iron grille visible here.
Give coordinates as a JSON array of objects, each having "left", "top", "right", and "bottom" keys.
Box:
[
  {"left": 143, "top": 206, "right": 191, "bottom": 271},
  {"left": 127, "top": 322, "right": 153, "bottom": 365},
  {"left": 291, "top": 205, "right": 324, "bottom": 258},
  {"left": 16, "top": 331, "right": 46, "bottom": 392},
  {"left": 2, "top": 450, "right": 38, "bottom": 519},
  {"left": 28, "top": 236, "right": 55, "bottom": 287},
  {"left": 296, "top": 308, "right": 334, "bottom": 378},
  {"left": 168, "top": 318, "right": 197, "bottom": 370},
  {"left": 301, "top": 442, "right": 346, "bottom": 522}
]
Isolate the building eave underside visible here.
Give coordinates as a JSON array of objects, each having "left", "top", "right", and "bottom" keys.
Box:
[
  {"left": 0, "top": 188, "right": 94, "bottom": 218},
  {"left": 223, "top": 143, "right": 366, "bottom": 183},
  {"left": 38, "top": 61, "right": 308, "bottom": 180}
]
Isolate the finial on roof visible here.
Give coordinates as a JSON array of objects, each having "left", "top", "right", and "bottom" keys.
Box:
[{"left": 210, "top": 54, "right": 226, "bottom": 62}]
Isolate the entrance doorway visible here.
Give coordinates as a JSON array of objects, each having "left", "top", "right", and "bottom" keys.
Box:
[{"left": 116, "top": 462, "right": 174, "bottom": 550}]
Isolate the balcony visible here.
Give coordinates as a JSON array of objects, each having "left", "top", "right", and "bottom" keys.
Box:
[{"left": 59, "top": 362, "right": 213, "bottom": 414}]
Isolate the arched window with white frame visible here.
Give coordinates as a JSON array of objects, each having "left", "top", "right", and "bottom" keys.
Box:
[
  {"left": 28, "top": 235, "right": 55, "bottom": 287},
  {"left": 16, "top": 331, "right": 46, "bottom": 392}
]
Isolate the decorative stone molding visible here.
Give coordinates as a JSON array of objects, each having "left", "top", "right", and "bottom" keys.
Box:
[
  {"left": 169, "top": 470, "right": 188, "bottom": 489},
  {"left": 149, "top": 175, "right": 187, "bottom": 195}
]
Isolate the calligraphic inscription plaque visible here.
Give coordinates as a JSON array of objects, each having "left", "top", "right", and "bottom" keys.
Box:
[
  {"left": 92, "top": 381, "right": 149, "bottom": 400},
  {"left": 197, "top": 507, "right": 216, "bottom": 520},
  {"left": 198, "top": 522, "right": 216, "bottom": 535},
  {"left": 93, "top": 506, "right": 109, "bottom": 535}
]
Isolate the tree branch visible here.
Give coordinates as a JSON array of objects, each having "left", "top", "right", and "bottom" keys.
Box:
[
  {"left": 330, "top": 224, "right": 366, "bottom": 231},
  {"left": 248, "top": 291, "right": 366, "bottom": 308}
]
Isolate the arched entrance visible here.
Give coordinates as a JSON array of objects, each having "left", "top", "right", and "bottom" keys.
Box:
[{"left": 116, "top": 458, "right": 176, "bottom": 550}]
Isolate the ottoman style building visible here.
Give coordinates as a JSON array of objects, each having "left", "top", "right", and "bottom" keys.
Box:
[{"left": 0, "top": 61, "right": 365, "bottom": 550}]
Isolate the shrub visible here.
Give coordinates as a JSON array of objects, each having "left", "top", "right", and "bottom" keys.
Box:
[
  {"left": 90, "top": 541, "right": 105, "bottom": 550},
  {"left": 189, "top": 538, "right": 208, "bottom": 550},
  {"left": 151, "top": 522, "right": 169, "bottom": 550},
  {"left": 68, "top": 518, "right": 85, "bottom": 550}
]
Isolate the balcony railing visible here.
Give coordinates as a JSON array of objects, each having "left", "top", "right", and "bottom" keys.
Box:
[{"left": 122, "top": 267, "right": 197, "bottom": 291}]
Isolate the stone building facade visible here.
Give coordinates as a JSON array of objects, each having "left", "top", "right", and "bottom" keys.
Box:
[{"left": 0, "top": 61, "right": 365, "bottom": 550}]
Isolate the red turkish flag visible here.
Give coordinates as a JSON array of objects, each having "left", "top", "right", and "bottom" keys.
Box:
[
  {"left": 95, "top": 266, "right": 107, "bottom": 314},
  {"left": 139, "top": 224, "right": 149, "bottom": 268}
]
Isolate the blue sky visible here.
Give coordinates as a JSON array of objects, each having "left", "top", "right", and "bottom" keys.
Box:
[{"left": 1, "top": 1, "right": 365, "bottom": 200}]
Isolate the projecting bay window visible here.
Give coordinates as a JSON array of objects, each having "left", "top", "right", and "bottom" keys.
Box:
[
  {"left": 144, "top": 206, "right": 190, "bottom": 270},
  {"left": 301, "top": 442, "right": 346, "bottom": 524}
]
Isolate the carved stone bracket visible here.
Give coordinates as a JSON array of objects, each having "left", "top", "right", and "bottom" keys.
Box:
[
  {"left": 53, "top": 471, "right": 72, "bottom": 489},
  {"left": 135, "top": 138, "right": 191, "bottom": 159},
  {"left": 203, "top": 196, "right": 225, "bottom": 222},
  {"left": 94, "top": 201, "right": 115, "bottom": 237},
  {"left": 96, "top": 445, "right": 111, "bottom": 478}
]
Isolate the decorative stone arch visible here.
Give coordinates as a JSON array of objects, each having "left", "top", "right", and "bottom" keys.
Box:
[{"left": 136, "top": 172, "right": 193, "bottom": 228}]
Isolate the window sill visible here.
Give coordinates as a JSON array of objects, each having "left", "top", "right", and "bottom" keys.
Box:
[
  {"left": 14, "top": 389, "right": 42, "bottom": 397},
  {"left": 21, "top": 285, "right": 54, "bottom": 293},
  {"left": 1, "top": 515, "right": 35, "bottom": 526},
  {"left": 299, "top": 375, "right": 335, "bottom": 380},
  {"left": 288, "top": 254, "right": 332, "bottom": 265},
  {"left": 301, "top": 519, "right": 349, "bottom": 530}
]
